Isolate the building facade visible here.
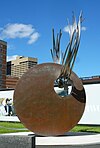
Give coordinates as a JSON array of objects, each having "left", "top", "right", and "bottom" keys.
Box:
[
  {"left": 7, "top": 56, "right": 38, "bottom": 78},
  {"left": 0, "top": 40, "right": 7, "bottom": 89},
  {"left": 6, "top": 75, "right": 19, "bottom": 89}
]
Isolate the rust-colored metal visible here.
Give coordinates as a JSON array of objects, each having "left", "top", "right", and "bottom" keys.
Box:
[{"left": 14, "top": 63, "right": 86, "bottom": 136}]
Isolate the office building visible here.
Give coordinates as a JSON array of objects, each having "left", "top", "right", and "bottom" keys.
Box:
[
  {"left": 7, "top": 56, "right": 38, "bottom": 78},
  {"left": 0, "top": 40, "right": 7, "bottom": 89}
]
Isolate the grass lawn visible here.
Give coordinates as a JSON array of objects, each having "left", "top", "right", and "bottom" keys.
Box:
[
  {"left": 0, "top": 122, "right": 29, "bottom": 134},
  {"left": 72, "top": 125, "right": 100, "bottom": 133},
  {"left": 0, "top": 122, "right": 100, "bottom": 134}
]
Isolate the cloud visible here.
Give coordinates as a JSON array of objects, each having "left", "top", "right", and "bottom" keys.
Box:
[
  {"left": 63, "top": 25, "right": 86, "bottom": 33},
  {"left": 28, "top": 32, "right": 40, "bottom": 44},
  {"left": 81, "top": 26, "right": 86, "bottom": 31},
  {"left": 0, "top": 23, "right": 40, "bottom": 44},
  {"left": 7, "top": 55, "right": 18, "bottom": 62}
]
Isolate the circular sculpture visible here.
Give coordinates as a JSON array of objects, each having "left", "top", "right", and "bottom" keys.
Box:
[
  {"left": 14, "top": 12, "right": 86, "bottom": 136},
  {"left": 14, "top": 63, "right": 86, "bottom": 136}
]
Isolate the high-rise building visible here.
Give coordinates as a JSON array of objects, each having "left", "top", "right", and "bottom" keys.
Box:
[
  {"left": 0, "top": 40, "right": 7, "bottom": 89},
  {"left": 7, "top": 56, "right": 38, "bottom": 78},
  {"left": 7, "top": 61, "right": 11, "bottom": 75}
]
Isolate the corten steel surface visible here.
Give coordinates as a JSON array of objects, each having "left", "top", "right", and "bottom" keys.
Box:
[{"left": 14, "top": 63, "right": 86, "bottom": 136}]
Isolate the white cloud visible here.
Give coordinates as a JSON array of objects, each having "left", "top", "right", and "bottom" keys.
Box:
[
  {"left": 81, "top": 26, "right": 86, "bottom": 31},
  {"left": 64, "top": 25, "right": 86, "bottom": 33},
  {"left": 7, "top": 55, "right": 18, "bottom": 62},
  {"left": 63, "top": 25, "right": 72, "bottom": 33},
  {"left": 28, "top": 32, "right": 40, "bottom": 44},
  {"left": 0, "top": 23, "right": 40, "bottom": 44}
]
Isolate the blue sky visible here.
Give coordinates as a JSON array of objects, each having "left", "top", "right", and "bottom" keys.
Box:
[{"left": 0, "top": 0, "right": 100, "bottom": 77}]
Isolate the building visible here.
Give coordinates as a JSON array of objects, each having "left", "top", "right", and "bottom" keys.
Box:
[
  {"left": 7, "top": 56, "right": 38, "bottom": 78},
  {"left": 7, "top": 61, "right": 11, "bottom": 75},
  {"left": 0, "top": 40, "right": 7, "bottom": 89},
  {"left": 80, "top": 75, "right": 100, "bottom": 84},
  {"left": 6, "top": 75, "right": 19, "bottom": 89}
]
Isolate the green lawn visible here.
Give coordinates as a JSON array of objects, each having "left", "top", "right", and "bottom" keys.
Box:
[
  {"left": 0, "top": 122, "right": 100, "bottom": 134},
  {"left": 0, "top": 122, "right": 29, "bottom": 134},
  {"left": 71, "top": 125, "right": 100, "bottom": 133}
]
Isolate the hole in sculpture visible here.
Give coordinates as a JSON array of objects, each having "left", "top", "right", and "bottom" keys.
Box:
[{"left": 54, "top": 77, "right": 72, "bottom": 97}]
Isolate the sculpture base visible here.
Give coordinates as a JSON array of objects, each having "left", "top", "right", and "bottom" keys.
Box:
[
  {"left": 0, "top": 132, "right": 100, "bottom": 148},
  {"left": 0, "top": 132, "right": 35, "bottom": 148}
]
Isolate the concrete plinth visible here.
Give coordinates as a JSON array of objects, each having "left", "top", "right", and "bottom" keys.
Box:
[
  {"left": 0, "top": 132, "right": 100, "bottom": 148},
  {"left": 0, "top": 133, "right": 35, "bottom": 148}
]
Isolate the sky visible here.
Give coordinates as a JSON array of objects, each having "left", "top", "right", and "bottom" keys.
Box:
[{"left": 0, "top": 0, "right": 100, "bottom": 77}]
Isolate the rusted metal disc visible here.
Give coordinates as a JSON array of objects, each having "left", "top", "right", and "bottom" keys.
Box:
[{"left": 14, "top": 63, "right": 86, "bottom": 136}]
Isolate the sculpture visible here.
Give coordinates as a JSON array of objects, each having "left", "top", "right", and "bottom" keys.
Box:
[{"left": 14, "top": 12, "right": 86, "bottom": 136}]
